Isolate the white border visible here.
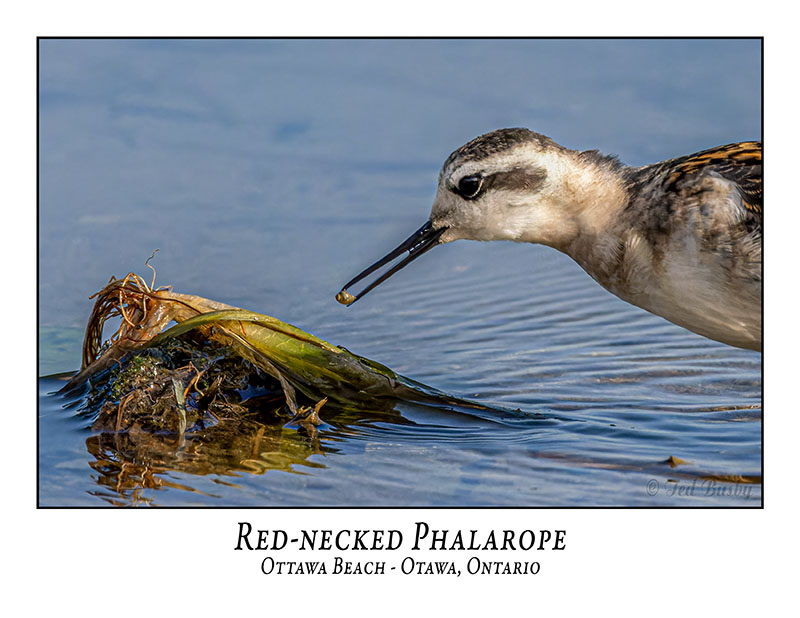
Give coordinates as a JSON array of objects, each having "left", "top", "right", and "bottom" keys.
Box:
[{"left": 11, "top": 2, "right": 795, "bottom": 612}]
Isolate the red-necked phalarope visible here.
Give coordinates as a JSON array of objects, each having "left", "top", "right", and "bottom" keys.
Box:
[{"left": 337, "top": 129, "right": 762, "bottom": 351}]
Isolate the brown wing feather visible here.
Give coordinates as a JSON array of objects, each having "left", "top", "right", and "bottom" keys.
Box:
[{"left": 663, "top": 141, "right": 762, "bottom": 222}]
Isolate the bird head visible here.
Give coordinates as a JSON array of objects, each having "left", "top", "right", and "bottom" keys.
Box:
[{"left": 336, "top": 128, "right": 621, "bottom": 305}]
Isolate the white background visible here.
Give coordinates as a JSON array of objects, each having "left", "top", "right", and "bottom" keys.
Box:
[{"left": 8, "top": 1, "right": 795, "bottom": 615}]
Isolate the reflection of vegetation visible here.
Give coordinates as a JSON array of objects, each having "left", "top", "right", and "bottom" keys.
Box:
[
  {"left": 64, "top": 266, "right": 477, "bottom": 504},
  {"left": 85, "top": 420, "right": 330, "bottom": 506}
]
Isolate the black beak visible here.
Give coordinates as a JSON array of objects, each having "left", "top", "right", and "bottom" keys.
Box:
[{"left": 336, "top": 220, "right": 447, "bottom": 306}]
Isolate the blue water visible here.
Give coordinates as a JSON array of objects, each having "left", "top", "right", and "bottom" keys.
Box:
[{"left": 38, "top": 38, "right": 761, "bottom": 506}]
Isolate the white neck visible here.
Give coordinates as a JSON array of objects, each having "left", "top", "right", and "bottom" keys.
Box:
[{"left": 517, "top": 153, "right": 629, "bottom": 257}]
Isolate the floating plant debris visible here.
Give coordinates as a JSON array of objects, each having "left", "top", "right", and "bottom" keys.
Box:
[{"left": 62, "top": 263, "right": 482, "bottom": 490}]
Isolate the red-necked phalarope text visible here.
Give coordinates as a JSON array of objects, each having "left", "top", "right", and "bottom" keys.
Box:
[{"left": 337, "top": 129, "right": 762, "bottom": 351}]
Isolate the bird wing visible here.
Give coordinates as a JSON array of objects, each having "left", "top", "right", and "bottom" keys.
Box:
[{"left": 662, "top": 141, "right": 762, "bottom": 225}]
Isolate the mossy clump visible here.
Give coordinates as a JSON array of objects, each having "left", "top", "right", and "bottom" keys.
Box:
[{"left": 90, "top": 333, "right": 288, "bottom": 436}]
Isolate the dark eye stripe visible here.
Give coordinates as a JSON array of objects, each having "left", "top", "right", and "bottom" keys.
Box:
[
  {"left": 451, "top": 168, "right": 547, "bottom": 199},
  {"left": 487, "top": 168, "right": 547, "bottom": 192}
]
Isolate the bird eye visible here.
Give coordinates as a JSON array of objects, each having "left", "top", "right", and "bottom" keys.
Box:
[{"left": 456, "top": 175, "right": 483, "bottom": 199}]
